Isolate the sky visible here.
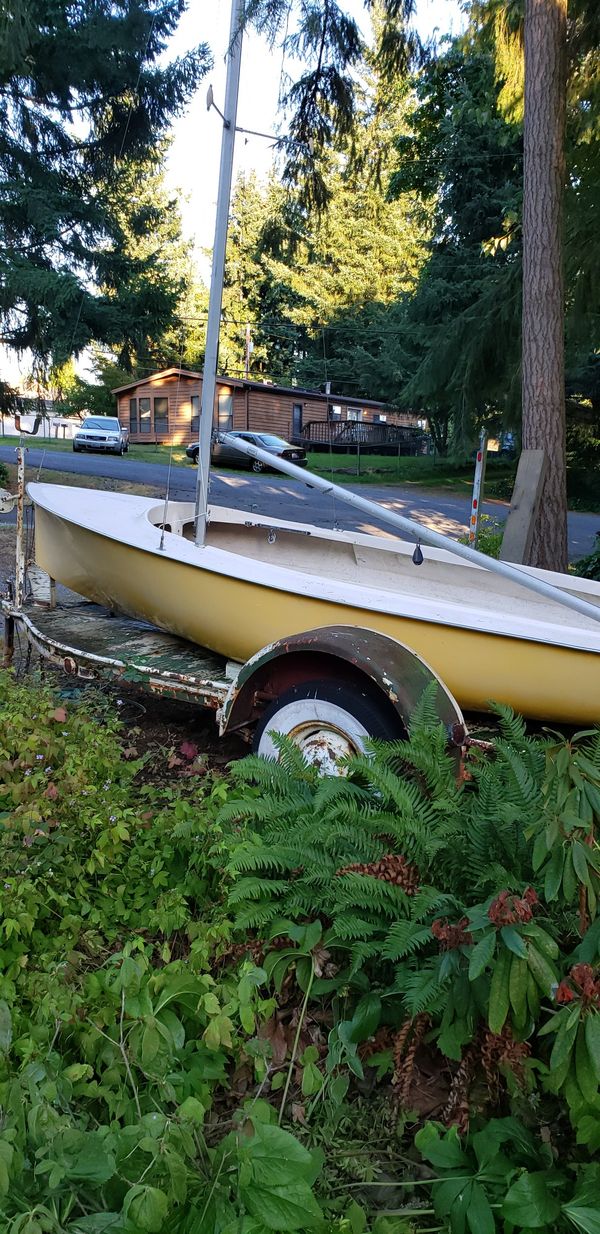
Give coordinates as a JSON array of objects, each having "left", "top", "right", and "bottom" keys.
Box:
[
  {"left": 168, "top": 0, "right": 466, "bottom": 276},
  {"left": 2, "top": 0, "right": 465, "bottom": 387}
]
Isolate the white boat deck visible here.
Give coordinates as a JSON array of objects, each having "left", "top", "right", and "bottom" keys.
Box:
[{"left": 27, "top": 484, "right": 600, "bottom": 655}]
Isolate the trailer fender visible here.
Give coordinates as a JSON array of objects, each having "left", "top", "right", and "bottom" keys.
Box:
[{"left": 219, "top": 625, "right": 466, "bottom": 743}]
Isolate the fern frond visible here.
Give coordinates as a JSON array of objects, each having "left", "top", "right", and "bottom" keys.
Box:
[
  {"left": 489, "top": 702, "right": 528, "bottom": 746},
  {"left": 227, "top": 877, "right": 291, "bottom": 904},
  {"left": 411, "top": 680, "right": 447, "bottom": 731},
  {"left": 233, "top": 901, "right": 283, "bottom": 931},
  {"left": 382, "top": 922, "right": 433, "bottom": 960},
  {"left": 331, "top": 914, "right": 382, "bottom": 941},
  {"left": 394, "top": 964, "right": 450, "bottom": 1016}
]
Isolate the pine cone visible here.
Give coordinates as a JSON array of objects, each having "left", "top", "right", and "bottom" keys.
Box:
[
  {"left": 442, "top": 1041, "right": 478, "bottom": 1135},
  {"left": 336, "top": 853, "right": 420, "bottom": 894},
  {"left": 480, "top": 1024, "right": 530, "bottom": 1098},
  {"left": 392, "top": 1018, "right": 413, "bottom": 1083},
  {"left": 432, "top": 916, "right": 473, "bottom": 950},
  {"left": 392, "top": 1013, "right": 430, "bottom": 1107}
]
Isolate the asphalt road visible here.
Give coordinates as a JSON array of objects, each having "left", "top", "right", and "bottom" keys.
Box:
[{"left": 1, "top": 444, "right": 598, "bottom": 560}]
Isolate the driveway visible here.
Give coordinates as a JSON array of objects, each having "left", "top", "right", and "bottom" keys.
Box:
[{"left": 0, "top": 445, "right": 597, "bottom": 560}]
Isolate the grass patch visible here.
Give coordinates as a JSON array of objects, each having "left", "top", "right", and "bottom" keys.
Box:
[
  {"left": 306, "top": 450, "right": 516, "bottom": 492},
  {"left": 0, "top": 434, "right": 189, "bottom": 467},
  {"left": 3, "top": 461, "right": 162, "bottom": 498}
]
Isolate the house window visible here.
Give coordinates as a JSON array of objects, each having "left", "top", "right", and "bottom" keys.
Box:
[
  {"left": 346, "top": 407, "right": 363, "bottom": 422},
  {"left": 292, "top": 403, "right": 303, "bottom": 438},
  {"left": 154, "top": 396, "right": 168, "bottom": 437},
  {"left": 139, "top": 397, "right": 151, "bottom": 434},
  {"left": 191, "top": 395, "right": 200, "bottom": 435},
  {"left": 374, "top": 413, "right": 387, "bottom": 423},
  {"left": 329, "top": 404, "right": 342, "bottom": 420},
  {"left": 218, "top": 388, "right": 233, "bottom": 432},
  {"left": 129, "top": 398, "right": 137, "bottom": 433}
]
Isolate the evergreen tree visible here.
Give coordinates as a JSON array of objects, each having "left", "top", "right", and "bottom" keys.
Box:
[
  {"left": 386, "top": 37, "right": 523, "bottom": 448},
  {"left": 0, "top": 0, "right": 209, "bottom": 365},
  {"left": 99, "top": 149, "right": 195, "bottom": 374},
  {"left": 246, "top": 0, "right": 419, "bottom": 209},
  {"left": 220, "top": 173, "right": 306, "bottom": 383},
  {"left": 219, "top": 55, "right": 430, "bottom": 395}
]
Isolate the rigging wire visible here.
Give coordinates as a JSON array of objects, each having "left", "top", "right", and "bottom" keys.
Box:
[
  {"left": 277, "top": 4, "right": 292, "bottom": 109},
  {"left": 159, "top": 331, "right": 187, "bottom": 551},
  {"left": 321, "top": 325, "right": 339, "bottom": 532}
]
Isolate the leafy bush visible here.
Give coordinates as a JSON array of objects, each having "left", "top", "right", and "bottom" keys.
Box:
[
  {"left": 0, "top": 675, "right": 329, "bottom": 1232},
  {"left": 0, "top": 460, "right": 8, "bottom": 487},
  {"left": 2, "top": 672, "right": 600, "bottom": 1233},
  {"left": 459, "top": 513, "right": 504, "bottom": 558},
  {"left": 417, "top": 1119, "right": 600, "bottom": 1234},
  {"left": 575, "top": 533, "right": 600, "bottom": 581},
  {"left": 566, "top": 423, "right": 600, "bottom": 510}
]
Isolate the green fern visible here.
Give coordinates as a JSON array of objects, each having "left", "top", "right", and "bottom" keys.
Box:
[
  {"left": 382, "top": 922, "right": 433, "bottom": 961},
  {"left": 220, "top": 708, "right": 578, "bottom": 1035},
  {"left": 394, "top": 964, "right": 450, "bottom": 1017}
]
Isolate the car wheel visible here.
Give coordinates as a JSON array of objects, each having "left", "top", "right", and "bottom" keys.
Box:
[
  {"left": 73, "top": 444, "right": 79, "bottom": 452},
  {"left": 253, "top": 680, "right": 401, "bottom": 774},
  {"left": 251, "top": 458, "right": 264, "bottom": 473},
  {"left": 118, "top": 443, "right": 125, "bottom": 455}
]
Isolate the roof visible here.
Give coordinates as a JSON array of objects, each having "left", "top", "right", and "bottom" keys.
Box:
[
  {"left": 111, "top": 368, "right": 202, "bottom": 394},
  {"left": 111, "top": 367, "right": 391, "bottom": 410}
]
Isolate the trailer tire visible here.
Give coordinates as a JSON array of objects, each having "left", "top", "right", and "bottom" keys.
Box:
[{"left": 253, "top": 679, "right": 400, "bottom": 773}]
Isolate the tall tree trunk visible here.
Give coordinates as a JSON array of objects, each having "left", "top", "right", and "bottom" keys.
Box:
[{"left": 522, "top": 0, "right": 568, "bottom": 571}]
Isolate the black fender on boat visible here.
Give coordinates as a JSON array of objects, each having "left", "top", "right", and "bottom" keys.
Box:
[{"left": 219, "top": 624, "right": 466, "bottom": 745}]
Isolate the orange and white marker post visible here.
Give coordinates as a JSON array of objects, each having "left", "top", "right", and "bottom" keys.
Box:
[{"left": 469, "top": 430, "right": 488, "bottom": 547}]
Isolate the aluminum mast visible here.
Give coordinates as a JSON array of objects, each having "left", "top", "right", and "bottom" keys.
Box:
[{"left": 194, "top": 0, "right": 244, "bottom": 546}]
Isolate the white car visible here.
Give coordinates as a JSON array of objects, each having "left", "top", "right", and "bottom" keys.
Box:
[{"left": 73, "top": 417, "right": 129, "bottom": 455}]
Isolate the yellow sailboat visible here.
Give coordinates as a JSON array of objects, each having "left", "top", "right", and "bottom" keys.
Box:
[{"left": 29, "top": 480, "right": 600, "bottom": 725}]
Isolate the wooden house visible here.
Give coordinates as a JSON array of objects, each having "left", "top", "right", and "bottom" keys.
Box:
[{"left": 112, "top": 369, "right": 423, "bottom": 450}]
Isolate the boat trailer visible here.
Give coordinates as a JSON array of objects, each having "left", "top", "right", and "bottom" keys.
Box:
[{"left": 1, "top": 455, "right": 467, "bottom": 769}]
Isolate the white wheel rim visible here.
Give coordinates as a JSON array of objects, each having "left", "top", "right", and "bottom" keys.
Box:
[{"left": 257, "top": 698, "right": 371, "bottom": 774}]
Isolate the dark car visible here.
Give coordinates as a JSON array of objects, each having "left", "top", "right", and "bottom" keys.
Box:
[{"left": 186, "top": 431, "right": 308, "bottom": 473}]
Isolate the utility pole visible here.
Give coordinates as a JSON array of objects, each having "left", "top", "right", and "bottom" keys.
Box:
[{"left": 244, "top": 323, "right": 252, "bottom": 378}]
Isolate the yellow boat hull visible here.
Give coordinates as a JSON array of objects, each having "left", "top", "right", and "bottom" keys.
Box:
[{"left": 34, "top": 504, "right": 600, "bottom": 725}]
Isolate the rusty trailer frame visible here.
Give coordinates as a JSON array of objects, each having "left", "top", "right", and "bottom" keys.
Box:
[
  {"left": 1, "top": 597, "right": 241, "bottom": 723},
  {"left": 1, "top": 596, "right": 467, "bottom": 750}
]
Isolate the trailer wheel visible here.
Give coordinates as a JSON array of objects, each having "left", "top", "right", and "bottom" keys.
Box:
[{"left": 253, "top": 680, "right": 401, "bottom": 774}]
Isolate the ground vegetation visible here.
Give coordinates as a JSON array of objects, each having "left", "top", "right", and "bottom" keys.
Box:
[{"left": 0, "top": 671, "right": 598, "bottom": 1232}]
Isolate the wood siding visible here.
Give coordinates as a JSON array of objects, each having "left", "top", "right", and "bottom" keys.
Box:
[{"left": 117, "top": 373, "right": 418, "bottom": 444}]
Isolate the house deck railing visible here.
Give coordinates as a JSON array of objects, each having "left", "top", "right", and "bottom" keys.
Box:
[{"left": 297, "top": 419, "right": 429, "bottom": 454}]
